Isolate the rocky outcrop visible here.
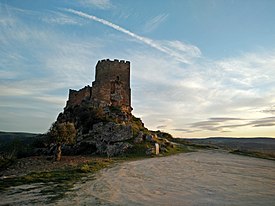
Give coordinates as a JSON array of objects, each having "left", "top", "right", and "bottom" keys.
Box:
[
  {"left": 92, "top": 122, "right": 133, "bottom": 143},
  {"left": 46, "top": 100, "right": 177, "bottom": 157},
  {"left": 105, "top": 142, "right": 133, "bottom": 157},
  {"left": 134, "top": 131, "right": 144, "bottom": 144},
  {"left": 47, "top": 59, "right": 176, "bottom": 157},
  {"left": 77, "top": 122, "right": 133, "bottom": 156}
]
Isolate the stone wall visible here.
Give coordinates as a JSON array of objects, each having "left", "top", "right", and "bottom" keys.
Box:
[
  {"left": 66, "top": 86, "right": 92, "bottom": 107},
  {"left": 65, "top": 59, "right": 131, "bottom": 110}
]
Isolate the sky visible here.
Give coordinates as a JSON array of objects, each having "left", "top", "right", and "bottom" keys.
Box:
[{"left": 0, "top": 0, "right": 275, "bottom": 138}]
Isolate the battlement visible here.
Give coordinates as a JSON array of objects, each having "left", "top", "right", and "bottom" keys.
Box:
[
  {"left": 66, "top": 59, "right": 131, "bottom": 111},
  {"left": 95, "top": 59, "right": 130, "bottom": 86},
  {"left": 98, "top": 59, "right": 130, "bottom": 65}
]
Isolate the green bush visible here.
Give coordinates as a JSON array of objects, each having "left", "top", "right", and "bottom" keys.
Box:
[{"left": 79, "top": 163, "right": 90, "bottom": 173}]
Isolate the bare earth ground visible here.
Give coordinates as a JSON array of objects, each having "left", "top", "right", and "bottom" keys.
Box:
[
  {"left": 57, "top": 150, "right": 275, "bottom": 206},
  {"left": 1, "top": 150, "right": 275, "bottom": 206}
]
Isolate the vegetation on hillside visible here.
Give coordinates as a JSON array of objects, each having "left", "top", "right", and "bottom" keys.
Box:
[{"left": 48, "top": 122, "right": 77, "bottom": 161}]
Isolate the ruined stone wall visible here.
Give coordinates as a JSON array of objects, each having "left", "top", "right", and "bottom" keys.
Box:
[
  {"left": 91, "top": 59, "right": 131, "bottom": 107},
  {"left": 65, "top": 59, "right": 131, "bottom": 110},
  {"left": 66, "top": 86, "right": 91, "bottom": 107}
]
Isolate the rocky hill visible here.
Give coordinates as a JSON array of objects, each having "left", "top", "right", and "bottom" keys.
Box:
[
  {"left": 53, "top": 101, "right": 175, "bottom": 157},
  {"left": 47, "top": 59, "right": 177, "bottom": 157}
]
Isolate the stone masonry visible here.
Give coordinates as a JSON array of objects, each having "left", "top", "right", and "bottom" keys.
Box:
[{"left": 66, "top": 59, "right": 131, "bottom": 111}]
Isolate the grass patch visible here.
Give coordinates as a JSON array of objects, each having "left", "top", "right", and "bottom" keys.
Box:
[
  {"left": 1, "top": 158, "right": 114, "bottom": 190},
  {"left": 162, "top": 144, "right": 193, "bottom": 156},
  {"left": 122, "top": 141, "right": 194, "bottom": 159},
  {"left": 78, "top": 159, "right": 113, "bottom": 173},
  {"left": 1, "top": 169, "right": 82, "bottom": 191},
  {"left": 119, "top": 142, "right": 150, "bottom": 160},
  {"left": 0, "top": 169, "right": 83, "bottom": 203},
  {"left": 0, "top": 158, "right": 114, "bottom": 203}
]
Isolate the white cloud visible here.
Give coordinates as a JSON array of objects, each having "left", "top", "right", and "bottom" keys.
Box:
[
  {"left": 1, "top": 4, "right": 274, "bottom": 137},
  {"left": 0, "top": 70, "right": 19, "bottom": 79},
  {"left": 34, "top": 95, "right": 66, "bottom": 105},
  {"left": 261, "top": 104, "right": 275, "bottom": 115},
  {"left": 123, "top": 48, "right": 275, "bottom": 137},
  {"left": 65, "top": 8, "right": 201, "bottom": 64},
  {"left": 0, "top": 5, "right": 111, "bottom": 133},
  {"left": 216, "top": 52, "right": 275, "bottom": 88},
  {"left": 0, "top": 15, "right": 15, "bottom": 26},
  {"left": 143, "top": 13, "right": 168, "bottom": 32},
  {"left": 79, "top": 0, "right": 113, "bottom": 10},
  {"left": 41, "top": 11, "right": 82, "bottom": 25},
  {"left": 0, "top": 85, "right": 32, "bottom": 96}
]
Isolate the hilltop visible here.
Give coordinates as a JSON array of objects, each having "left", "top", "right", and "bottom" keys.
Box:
[{"left": 47, "top": 59, "right": 179, "bottom": 158}]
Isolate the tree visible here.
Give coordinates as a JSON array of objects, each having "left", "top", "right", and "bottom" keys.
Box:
[{"left": 48, "top": 122, "right": 76, "bottom": 161}]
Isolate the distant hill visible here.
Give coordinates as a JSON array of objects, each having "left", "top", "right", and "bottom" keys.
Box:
[
  {"left": 0, "top": 131, "right": 39, "bottom": 144},
  {"left": 183, "top": 137, "right": 275, "bottom": 160},
  {"left": 0, "top": 131, "right": 42, "bottom": 157},
  {"left": 186, "top": 137, "right": 275, "bottom": 151}
]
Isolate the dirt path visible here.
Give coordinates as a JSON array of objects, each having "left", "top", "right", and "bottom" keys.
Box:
[
  {"left": 1, "top": 150, "right": 275, "bottom": 205},
  {"left": 58, "top": 150, "right": 275, "bottom": 206}
]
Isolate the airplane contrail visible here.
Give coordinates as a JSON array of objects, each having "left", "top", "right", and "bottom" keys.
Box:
[{"left": 65, "top": 8, "right": 200, "bottom": 64}]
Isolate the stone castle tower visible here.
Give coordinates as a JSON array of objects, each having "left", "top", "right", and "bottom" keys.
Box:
[{"left": 66, "top": 59, "right": 131, "bottom": 111}]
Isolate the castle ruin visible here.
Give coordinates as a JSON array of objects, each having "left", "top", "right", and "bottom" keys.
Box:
[{"left": 66, "top": 59, "right": 131, "bottom": 112}]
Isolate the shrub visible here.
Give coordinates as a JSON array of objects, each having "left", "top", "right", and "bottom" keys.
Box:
[{"left": 48, "top": 122, "right": 77, "bottom": 161}]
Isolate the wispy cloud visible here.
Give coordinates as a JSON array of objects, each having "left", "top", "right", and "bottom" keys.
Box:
[
  {"left": 0, "top": 15, "right": 15, "bottom": 26},
  {"left": 126, "top": 49, "right": 275, "bottom": 137},
  {"left": 0, "top": 70, "right": 19, "bottom": 79},
  {"left": 1, "top": 3, "right": 274, "bottom": 137},
  {"left": 250, "top": 117, "right": 275, "bottom": 127},
  {"left": 209, "top": 117, "right": 245, "bottom": 122},
  {"left": 64, "top": 8, "right": 201, "bottom": 64},
  {"left": 216, "top": 52, "right": 275, "bottom": 88},
  {"left": 0, "top": 4, "right": 111, "bottom": 133},
  {"left": 172, "top": 128, "right": 201, "bottom": 133},
  {"left": 187, "top": 116, "right": 275, "bottom": 133},
  {"left": 41, "top": 11, "right": 82, "bottom": 25},
  {"left": 79, "top": 0, "right": 113, "bottom": 10},
  {"left": 156, "top": 125, "right": 167, "bottom": 129},
  {"left": 261, "top": 105, "right": 275, "bottom": 115},
  {"left": 143, "top": 13, "right": 168, "bottom": 32},
  {"left": 189, "top": 118, "right": 248, "bottom": 132}
]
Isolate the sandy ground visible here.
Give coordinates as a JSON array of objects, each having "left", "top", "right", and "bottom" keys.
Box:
[
  {"left": 58, "top": 150, "right": 275, "bottom": 206},
  {"left": 1, "top": 150, "right": 275, "bottom": 205}
]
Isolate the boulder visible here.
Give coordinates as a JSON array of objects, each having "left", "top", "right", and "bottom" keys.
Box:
[
  {"left": 75, "top": 122, "right": 134, "bottom": 156},
  {"left": 93, "top": 122, "right": 133, "bottom": 143},
  {"left": 106, "top": 142, "right": 133, "bottom": 157}
]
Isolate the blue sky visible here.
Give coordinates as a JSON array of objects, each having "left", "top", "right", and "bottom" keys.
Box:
[{"left": 1, "top": 0, "right": 275, "bottom": 137}]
